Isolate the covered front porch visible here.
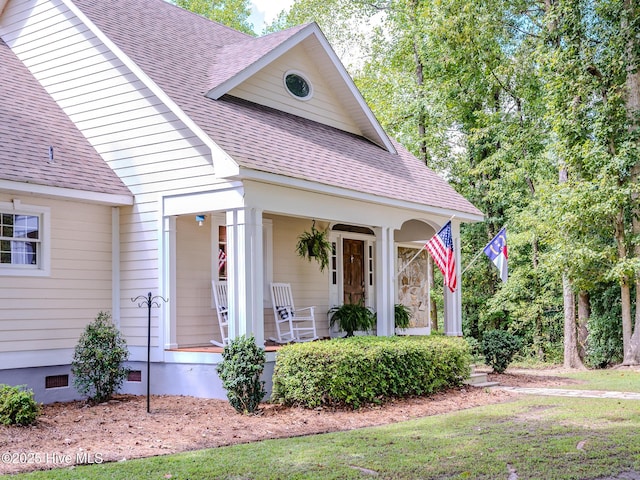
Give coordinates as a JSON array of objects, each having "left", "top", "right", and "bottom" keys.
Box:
[{"left": 159, "top": 180, "right": 467, "bottom": 353}]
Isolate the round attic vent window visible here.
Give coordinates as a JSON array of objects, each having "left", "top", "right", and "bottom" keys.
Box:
[{"left": 284, "top": 71, "right": 312, "bottom": 100}]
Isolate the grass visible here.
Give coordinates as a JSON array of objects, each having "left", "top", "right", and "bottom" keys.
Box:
[
  {"left": 563, "top": 369, "right": 640, "bottom": 393},
  {"left": 12, "top": 383, "right": 640, "bottom": 480}
]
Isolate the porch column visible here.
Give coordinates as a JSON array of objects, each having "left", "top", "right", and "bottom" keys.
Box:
[
  {"left": 226, "top": 208, "right": 264, "bottom": 347},
  {"left": 444, "top": 220, "right": 462, "bottom": 336},
  {"left": 163, "top": 215, "right": 177, "bottom": 349},
  {"left": 375, "top": 226, "right": 395, "bottom": 337}
]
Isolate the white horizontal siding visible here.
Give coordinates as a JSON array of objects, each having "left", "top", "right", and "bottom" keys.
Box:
[
  {"left": 0, "top": 194, "right": 114, "bottom": 360},
  {"left": 229, "top": 43, "right": 360, "bottom": 135},
  {"left": 175, "top": 216, "right": 214, "bottom": 346},
  {"left": 0, "top": 0, "right": 235, "bottom": 354}
]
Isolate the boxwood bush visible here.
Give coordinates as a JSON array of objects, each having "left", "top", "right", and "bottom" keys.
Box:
[
  {"left": 271, "top": 336, "right": 470, "bottom": 409},
  {"left": 0, "top": 384, "right": 40, "bottom": 426}
]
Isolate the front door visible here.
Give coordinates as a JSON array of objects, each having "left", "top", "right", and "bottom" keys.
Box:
[{"left": 343, "top": 239, "right": 365, "bottom": 304}]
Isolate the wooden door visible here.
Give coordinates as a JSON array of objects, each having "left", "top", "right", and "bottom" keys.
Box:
[{"left": 343, "top": 239, "right": 365, "bottom": 304}]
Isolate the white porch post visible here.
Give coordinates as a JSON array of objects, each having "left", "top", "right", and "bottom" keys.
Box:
[
  {"left": 375, "top": 226, "right": 395, "bottom": 336},
  {"left": 444, "top": 220, "right": 462, "bottom": 336},
  {"left": 163, "top": 215, "right": 178, "bottom": 349},
  {"left": 226, "top": 208, "right": 264, "bottom": 346}
]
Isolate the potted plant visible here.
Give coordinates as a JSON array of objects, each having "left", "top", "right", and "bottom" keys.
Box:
[
  {"left": 394, "top": 303, "right": 412, "bottom": 331},
  {"left": 295, "top": 220, "right": 332, "bottom": 272},
  {"left": 328, "top": 299, "right": 376, "bottom": 337}
]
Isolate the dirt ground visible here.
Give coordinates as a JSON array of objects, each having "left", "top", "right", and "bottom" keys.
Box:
[{"left": 0, "top": 369, "right": 578, "bottom": 475}]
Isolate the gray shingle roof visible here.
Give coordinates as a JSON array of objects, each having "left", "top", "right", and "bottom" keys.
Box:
[
  {"left": 16, "top": 0, "right": 481, "bottom": 217},
  {"left": 0, "top": 39, "right": 131, "bottom": 197},
  {"left": 207, "top": 24, "right": 310, "bottom": 97}
]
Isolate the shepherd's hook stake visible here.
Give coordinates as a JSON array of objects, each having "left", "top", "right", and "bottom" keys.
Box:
[{"left": 131, "top": 292, "right": 168, "bottom": 413}]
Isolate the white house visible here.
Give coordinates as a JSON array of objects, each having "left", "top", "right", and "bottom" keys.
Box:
[{"left": 0, "top": 0, "right": 483, "bottom": 403}]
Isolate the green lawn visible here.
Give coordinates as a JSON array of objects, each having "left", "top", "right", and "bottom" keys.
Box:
[
  {"left": 11, "top": 370, "right": 640, "bottom": 480},
  {"left": 563, "top": 369, "right": 640, "bottom": 393}
]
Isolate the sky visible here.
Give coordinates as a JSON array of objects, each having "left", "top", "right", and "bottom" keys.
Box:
[{"left": 249, "top": 0, "right": 295, "bottom": 34}]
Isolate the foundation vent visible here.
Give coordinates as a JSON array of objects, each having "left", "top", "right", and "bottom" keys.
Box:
[
  {"left": 127, "top": 370, "right": 142, "bottom": 382},
  {"left": 45, "top": 374, "right": 69, "bottom": 389}
]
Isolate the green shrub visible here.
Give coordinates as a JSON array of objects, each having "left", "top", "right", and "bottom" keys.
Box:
[
  {"left": 464, "top": 336, "right": 483, "bottom": 363},
  {"left": 216, "top": 335, "right": 266, "bottom": 414},
  {"left": 272, "top": 336, "right": 470, "bottom": 409},
  {"left": 328, "top": 300, "right": 376, "bottom": 337},
  {"left": 394, "top": 304, "right": 412, "bottom": 330},
  {"left": 71, "top": 311, "right": 130, "bottom": 403},
  {"left": 0, "top": 384, "right": 40, "bottom": 426},
  {"left": 586, "top": 313, "right": 623, "bottom": 368},
  {"left": 481, "top": 329, "right": 522, "bottom": 374}
]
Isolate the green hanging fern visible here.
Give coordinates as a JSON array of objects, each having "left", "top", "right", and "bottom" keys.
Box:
[{"left": 295, "top": 220, "right": 332, "bottom": 272}]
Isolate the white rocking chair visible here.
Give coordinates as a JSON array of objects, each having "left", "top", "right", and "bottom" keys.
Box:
[
  {"left": 270, "top": 282, "right": 318, "bottom": 343},
  {"left": 211, "top": 280, "right": 229, "bottom": 347}
]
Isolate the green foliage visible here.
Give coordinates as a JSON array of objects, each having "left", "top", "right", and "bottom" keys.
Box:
[
  {"left": 481, "top": 330, "right": 522, "bottom": 374},
  {"left": 0, "top": 384, "right": 40, "bottom": 426},
  {"left": 586, "top": 313, "right": 623, "bottom": 369},
  {"left": 586, "top": 286, "right": 624, "bottom": 368},
  {"left": 328, "top": 300, "right": 376, "bottom": 337},
  {"left": 295, "top": 221, "right": 332, "bottom": 272},
  {"left": 272, "top": 336, "right": 470, "bottom": 409},
  {"left": 173, "top": 0, "right": 254, "bottom": 35},
  {"left": 394, "top": 303, "right": 412, "bottom": 330},
  {"left": 464, "top": 336, "right": 483, "bottom": 363},
  {"left": 268, "top": 0, "right": 640, "bottom": 366},
  {"left": 216, "top": 335, "right": 266, "bottom": 414},
  {"left": 71, "top": 311, "right": 130, "bottom": 403}
]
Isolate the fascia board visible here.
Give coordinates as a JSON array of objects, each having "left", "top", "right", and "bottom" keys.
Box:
[
  {"left": 237, "top": 168, "right": 484, "bottom": 223},
  {"left": 308, "top": 24, "right": 396, "bottom": 155},
  {"left": 0, "top": 179, "right": 134, "bottom": 206},
  {"left": 61, "top": 0, "right": 239, "bottom": 177}
]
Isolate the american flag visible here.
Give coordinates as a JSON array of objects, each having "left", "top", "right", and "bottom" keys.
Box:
[
  {"left": 425, "top": 221, "right": 457, "bottom": 292},
  {"left": 218, "top": 248, "right": 226, "bottom": 271}
]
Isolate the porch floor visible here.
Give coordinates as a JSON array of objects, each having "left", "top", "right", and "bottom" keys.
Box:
[{"left": 167, "top": 343, "right": 285, "bottom": 354}]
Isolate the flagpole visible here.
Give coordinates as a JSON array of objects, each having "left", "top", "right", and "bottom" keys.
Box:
[
  {"left": 461, "top": 225, "right": 506, "bottom": 276},
  {"left": 397, "top": 215, "right": 455, "bottom": 276},
  {"left": 397, "top": 247, "right": 426, "bottom": 276},
  {"left": 461, "top": 248, "right": 485, "bottom": 275}
]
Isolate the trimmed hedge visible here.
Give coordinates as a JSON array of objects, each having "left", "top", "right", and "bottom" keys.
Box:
[{"left": 271, "top": 336, "right": 471, "bottom": 409}]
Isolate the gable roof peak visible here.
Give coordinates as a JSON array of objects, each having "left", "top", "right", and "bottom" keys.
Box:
[{"left": 206, "top": 22, "right": 396, "bottom": 154}]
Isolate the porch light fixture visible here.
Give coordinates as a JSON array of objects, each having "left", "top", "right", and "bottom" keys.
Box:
[{"left": 196, "top": 215, "right": 206, "bottom": 227}]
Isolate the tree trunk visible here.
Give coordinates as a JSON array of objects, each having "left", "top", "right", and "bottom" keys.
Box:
[
  {"left": 577, "top": 291, "right": 590, "bottom": 361},
  {"left": 623, "top": 0, "right": 640, "bottom": 364},
  {"left": 558, "top": 157, "right": 584, "bottom": 367},
  {"left": 614, "top": 209, "right": 636, "bottom": 364},
  {"left": 563, "top": 275, "right": 584, "bottom": 368}
]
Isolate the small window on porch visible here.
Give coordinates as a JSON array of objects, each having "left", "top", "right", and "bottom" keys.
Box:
[{"left": 217, "top": 225, "right": 227, "bottom": 281}]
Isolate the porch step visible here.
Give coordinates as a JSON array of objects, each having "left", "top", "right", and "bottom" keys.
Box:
[{"left": 464, "top": 367, "right": 500, "bottom": 388}]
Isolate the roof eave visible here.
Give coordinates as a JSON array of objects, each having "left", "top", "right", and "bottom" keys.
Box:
[
  {"left": 237, "top": 167, "right": 484, "bottom": 223},
  {"left": 0, "top": 179, "right": 134, "bottom": 206}
]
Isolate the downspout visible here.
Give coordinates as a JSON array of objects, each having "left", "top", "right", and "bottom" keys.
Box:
[{"left": 112, "top": 207, "right": 121, "bottom": 328}]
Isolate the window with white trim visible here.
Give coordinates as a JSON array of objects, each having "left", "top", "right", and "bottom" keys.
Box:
[
  {"left": 0, "top": 201, "right": 50, "bottom": 276},
  {"left": 211, "top": 214, "right": 273, "bottom": 307}
]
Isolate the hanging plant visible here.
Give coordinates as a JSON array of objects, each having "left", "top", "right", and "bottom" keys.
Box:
[{"left": 295, "top": 220, "right": 332, "bottom": 272}]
